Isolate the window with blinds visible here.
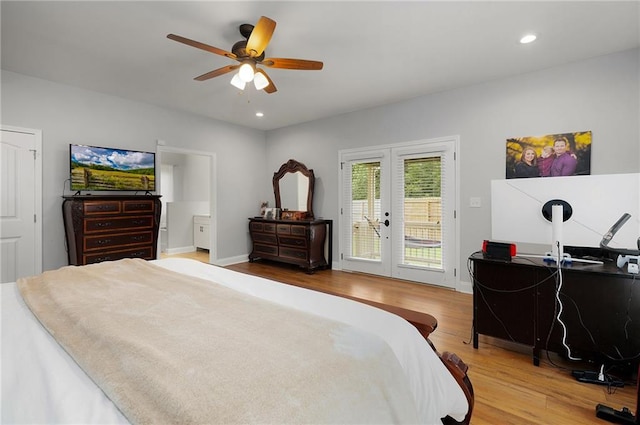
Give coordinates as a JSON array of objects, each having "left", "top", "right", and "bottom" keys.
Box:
[
  {"left": 349, "top": 161, "right": 381, "bottom": 260},
  {"left": 397, "top": 155, "right": 443, "bottom": 269}
]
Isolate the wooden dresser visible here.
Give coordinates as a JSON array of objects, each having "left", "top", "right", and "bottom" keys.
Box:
[
  {"left": 62, "top": 195, "right": 162, "bottom": 266},
  {"left": 248, "top": 218, "right": 332, "bottom": 272}
]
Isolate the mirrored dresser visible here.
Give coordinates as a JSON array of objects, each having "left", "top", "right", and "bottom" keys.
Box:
[{"left": 248, "top": 159, "right": 332, "bottom": 272}]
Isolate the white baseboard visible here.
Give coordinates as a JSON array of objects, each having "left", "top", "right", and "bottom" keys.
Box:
[
  {"left": 457, "top": 279, "right": 473, "bottom": 294},
  {"left": 165, "top": 246, "right": 196, "bottom": 255},
  {"left": 214, "top": 254, "right": 250, "bottom": 267}
]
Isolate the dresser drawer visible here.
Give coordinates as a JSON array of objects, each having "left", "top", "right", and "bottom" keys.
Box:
[
  {"left": 279, "top": 247, "right": 308, "bottom": 260},
  {"left": 277, "top": 224, "right": 306, "bottom": 236},
  {"left": 279, "top": 236, "right": 307, "bottom": 248},
  {"left": 253, "top": 243, "right": 278, "bottom": 256},
  {"left": 276, "top": 224, "right": 291, "bottom": 234},
  {"left": 83, "top": 246, "right": 154, "bottom": 264},
  {"left": 252, "top": 233, "right": 277, "bottom": 245},
  {"left": 251, "top": 222, "right": 276, "bottom": 233},
  {"left": 290, "top": 225, "right": 306, "bottom": 236},
  {"left": 83, "top": 231, "right": 153, "bottom": 251},
  {"left": 123, "top": 199, "right": 155, "bottom": 213},
  {"left": 84, "top": 216, "right": 154, "bottom": 233},
  {"left": 84, "top": 201, "right": 121, "bottom": 215}
]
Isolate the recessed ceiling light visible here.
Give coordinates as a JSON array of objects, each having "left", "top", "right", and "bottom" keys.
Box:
[
  {"left": 520, "top": 34, "right": 537, "bottom": 44},
  {"left": 256, "top": 112, "right": 264, "bottom": 117}
]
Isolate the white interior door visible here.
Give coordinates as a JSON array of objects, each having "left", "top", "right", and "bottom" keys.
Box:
[
  {"left": 1, "top": 127, "right": 42, "bottom": 283},
  {"left": 340, "top": 138, "right": 457, "bottom": 288}
]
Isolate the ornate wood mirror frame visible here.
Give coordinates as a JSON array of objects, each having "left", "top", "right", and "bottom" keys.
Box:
[{"left": 273, "top": 159, "right": 315, "bottom": 219}]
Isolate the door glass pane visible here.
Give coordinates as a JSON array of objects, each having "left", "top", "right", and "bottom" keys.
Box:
[
  {"left": 402, "top": 157, "right": 442, "bottom": 268},
  {"left": 351, "top": 161, "right": 381, "bottom": 260}
]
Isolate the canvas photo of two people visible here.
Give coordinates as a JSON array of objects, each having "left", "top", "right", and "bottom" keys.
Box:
[{"left": 505, "top": 131, "right": 592, "bottom": 179}]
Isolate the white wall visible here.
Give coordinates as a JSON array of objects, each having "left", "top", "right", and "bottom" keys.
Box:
[
  {"left": 166, "top": 201, "right": 209, "bottom": 252},
  {"left": 265, "top": 48, "right": 640, "bottom": 286},
  {"left": 1, "top": 71, "right": 268, "bottom": 271}
]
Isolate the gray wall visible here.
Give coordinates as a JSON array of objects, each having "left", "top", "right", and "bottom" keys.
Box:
[
  {"left": 265, "top": 48, "right": 640, "bottom": 287},
  {"left": 161, "top": 151, "right": 210, "bottom": 202},
  {"left": 2, "top": 48, "right": 638, "bottom": 282},
  {"left": 1, "top": 71, "right": 268, "bottom": 271}
]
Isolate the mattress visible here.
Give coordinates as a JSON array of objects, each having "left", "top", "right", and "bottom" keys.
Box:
[{"left": 1, "top": 258, "right": 467, "bottom": 424}]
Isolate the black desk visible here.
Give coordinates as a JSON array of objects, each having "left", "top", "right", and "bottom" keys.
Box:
[{"left": 469, "top": 252, "right": 640, "bottom": 367}]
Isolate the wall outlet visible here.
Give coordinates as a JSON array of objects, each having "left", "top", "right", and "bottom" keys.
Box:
[{"left": 470, "top": 197, "right": 482, "bottom": 208}]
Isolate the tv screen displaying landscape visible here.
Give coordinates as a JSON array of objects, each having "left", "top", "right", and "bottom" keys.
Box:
[{"left": 70, "top": 144, "right": 156, "bottom": 192}]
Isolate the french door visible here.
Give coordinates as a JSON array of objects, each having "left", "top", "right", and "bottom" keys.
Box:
[{"left": 339, "top": 138, "right": 457, "bottom": 288}]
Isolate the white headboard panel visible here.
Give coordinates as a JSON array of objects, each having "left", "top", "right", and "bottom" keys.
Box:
[{"left": 491, "top": 173, "right": 640, "bottom": 250}]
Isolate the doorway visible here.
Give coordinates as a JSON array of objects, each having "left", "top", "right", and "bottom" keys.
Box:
[
  {"left": 0, "top": 126, "right": 42, "bottom": 283},
  {"left": 157, "top": 145, "right": 216, "bottom": 265},
  {"left": 339, "top": 137, "right": 458, "bottom": 288}
]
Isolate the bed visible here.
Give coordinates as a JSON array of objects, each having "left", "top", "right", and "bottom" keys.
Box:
[{"left": 2, "top": 258, "right": 472, "bottom": 424}]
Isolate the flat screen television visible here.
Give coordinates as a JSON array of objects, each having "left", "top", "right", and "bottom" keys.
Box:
[{"left": 70, "top": 144, "right": 156, "bottom": 192}]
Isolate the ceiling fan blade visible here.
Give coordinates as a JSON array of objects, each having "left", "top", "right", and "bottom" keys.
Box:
[
  {"left": 262, "top": 58, "right": 323, "bottom": 70},
  {"left": 167, "top": 34, "right": 237, "bottom": 60},
  {"left": 194, "top": 65, "right": 238, "bottom": 81},
  {"left": 256, "top": 69, "right": 277, "bottom": 94},
  {"left": 246, "top": 16, "right": 276, "bottom": 58}
]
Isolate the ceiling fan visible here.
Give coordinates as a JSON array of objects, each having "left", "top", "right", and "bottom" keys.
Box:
[{"left": 167, "top": 16, "right": 323, "bottom": 94}]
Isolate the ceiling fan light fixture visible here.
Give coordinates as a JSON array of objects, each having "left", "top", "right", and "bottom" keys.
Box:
[
  {"left": 169, "top": 16, "right": 322, "bottom": 95},
  {"left": 253, "top": 71, "right": 269, "bottom": 90},
  {"left": 238, "top": 62, "right": 255, "bottom": 82},
  {"left": 520, "top": 34, "right": 537, "bottom": 44},
  {"left": 230, "top": 73, "right": 246, "bottom": 90}
]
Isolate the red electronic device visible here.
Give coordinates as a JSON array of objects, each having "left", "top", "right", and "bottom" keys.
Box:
[{"left": 482, "top": 240, "right": 516, "bottom": 261}]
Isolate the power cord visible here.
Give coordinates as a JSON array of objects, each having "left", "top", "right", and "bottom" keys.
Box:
[{"left": 553, "top": 253, "right": 581, "bottom": 361}]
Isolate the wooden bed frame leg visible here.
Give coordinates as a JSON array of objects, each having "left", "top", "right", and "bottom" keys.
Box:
[
  {"left": 426, "top": 340, "right": 474, "bottom": 425},
  {"left": 441, "top": 351, "right": 474, "bottom": 425}
]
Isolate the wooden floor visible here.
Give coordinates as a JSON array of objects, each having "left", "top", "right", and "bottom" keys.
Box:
[{"left": 166, "top": 251, "right": 637, "bottom": 424}]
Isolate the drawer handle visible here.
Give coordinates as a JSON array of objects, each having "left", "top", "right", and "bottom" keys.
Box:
[
  {"left": 131, "top": 236, "right": 145, "bottom": 241},
  {"left": 97, "top": 239, "right": 112, "bottom": 245},
  {"left": 95, "top": 222, "right": 113, "bottom": 228},
  {"left": 94, "top": 256, "right": 113, "bottom": 262},
  {"left": 132, "top": 220, "right": 147, "bottom": 226}
]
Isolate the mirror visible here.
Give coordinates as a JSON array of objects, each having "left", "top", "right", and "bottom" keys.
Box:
[{"left": 273, "top": 159, "right": 315, "bottom": 219}]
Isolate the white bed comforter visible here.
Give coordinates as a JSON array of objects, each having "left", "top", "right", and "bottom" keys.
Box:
[{"left": 1, "top": 258, "right": 467, "bottom": 424}]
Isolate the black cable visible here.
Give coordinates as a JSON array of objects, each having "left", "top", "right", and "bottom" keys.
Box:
[
  {"left": 467, "top": 252, "right": 524, "bottom": 343},
  {"left": 61, "top": 178, "right": 71, "bottom": 254},
  {"left": 555, "top": 277, "right": 640, "bottom": 363},
  {"left": 624, "top": 274, "right": 638, "bottom": 341},
  {"left": 473, "top": 281, "right": 517, "bottom": 342}
]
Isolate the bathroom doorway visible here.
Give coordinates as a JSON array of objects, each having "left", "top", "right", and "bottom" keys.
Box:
[{"left": 157, "top": 146, "right": 216, "bottom": 264}]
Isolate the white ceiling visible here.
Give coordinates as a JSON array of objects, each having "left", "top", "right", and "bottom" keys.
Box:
[{"left": 2, "top": 1, "right": 639, "bottom": 131}]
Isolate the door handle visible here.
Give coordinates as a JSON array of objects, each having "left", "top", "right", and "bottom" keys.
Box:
[{"left": 383, "top": 219, "right": 390, "bottom": 227}]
